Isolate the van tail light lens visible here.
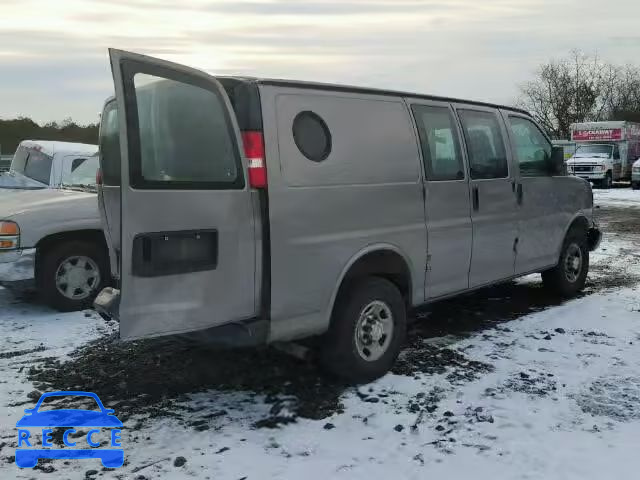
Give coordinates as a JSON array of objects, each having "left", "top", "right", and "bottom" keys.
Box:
[
  {"left": 0, "top": 221, "right": 19, "bottom": 250},
  {"left": 241, "top": 131, "right": 267, "bottom": 189},
  {"left": 96, "top": 167, "right": 103, "bottom": 186}
]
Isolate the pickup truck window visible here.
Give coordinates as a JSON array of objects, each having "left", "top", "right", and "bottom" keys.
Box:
[
  {"left": 63, "top": 156, "right": 100, "bottom": 187},
  {"left": 11, "top": 147, "right": 52, "bottom": 185},
  {"left": 508, "top": 116, "right": 552, "bottom": 177}
]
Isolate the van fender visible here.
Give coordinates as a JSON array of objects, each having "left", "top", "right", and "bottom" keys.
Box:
[
  {"left": 555, "top": 212, "right": 591, "bottom": 262},
  {"left": 324, "top": 243, "right": 415, "bottom": 330}
]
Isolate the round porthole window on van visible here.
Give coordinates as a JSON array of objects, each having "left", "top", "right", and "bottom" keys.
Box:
[{"left": 292, "top": 111, "right": 332, "bottom": 162}]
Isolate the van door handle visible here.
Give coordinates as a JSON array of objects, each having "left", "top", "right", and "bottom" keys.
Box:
[
  {"left": 472, "top": 185, "right": 479, "bottom": 211},
  {"left": 516, "top": 183, "right": 523, "bottom": 205}
]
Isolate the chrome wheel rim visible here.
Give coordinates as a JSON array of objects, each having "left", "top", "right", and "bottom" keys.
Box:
[
  {"left": 55, "top": 256, "right": 101, "bottom": 300},
  {"left": 354, "top": 300, "right": 394, "bottom": 362},
  {"left": 564, "top": 243, "right": 583, "bottom": 283}
]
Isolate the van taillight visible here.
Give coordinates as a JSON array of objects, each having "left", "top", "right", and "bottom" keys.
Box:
[
  {"left": 96, "top": 168, "right": 103, "bottom": 186},
  {"left": 241, "top": 131, "right": 267, "bottom": 189}
]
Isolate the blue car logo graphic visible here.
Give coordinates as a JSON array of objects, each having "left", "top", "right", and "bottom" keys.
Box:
[{"left": 15, "top": 391, "right": 123, "bottom": 469}]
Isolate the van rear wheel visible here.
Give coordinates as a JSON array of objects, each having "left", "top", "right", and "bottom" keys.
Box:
[
  {"left": 320, "top": 277, "right": 406, "bottom": 384},
  {"left": 542, "top": 229, "right": 589, "bottom": 296}
]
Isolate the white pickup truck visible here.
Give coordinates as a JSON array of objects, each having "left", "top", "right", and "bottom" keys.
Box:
[{"left": 0, "top": 142, "right": 110, "bottom": 311}]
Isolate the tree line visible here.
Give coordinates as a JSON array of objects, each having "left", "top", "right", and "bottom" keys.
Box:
[
  {"left": 0, "top": 117, "right": 98, "bottom": 155},
  {"left": 518, "top": 50, "right": 640, "bottom": 139}
]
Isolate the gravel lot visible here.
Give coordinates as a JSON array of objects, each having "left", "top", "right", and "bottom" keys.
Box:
[{"left": 1, "top": 188, "right": 639, "bottom": 480}]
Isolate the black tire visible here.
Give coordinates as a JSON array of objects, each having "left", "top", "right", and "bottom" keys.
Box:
[
  {"left": 632, "top": 182, "right": 640, "bottom": 190},
  {"left": 542, "top": 229, "right": 589, "bottom": 296},
  {"left": 319, "top": 276, "right": 406, "bottom": 384},
  {"left": 38, "top": 240, "right": 110, "bottom": 312},
  {"left": 602, "top": 172, "right": 612, "bottom": 189}
]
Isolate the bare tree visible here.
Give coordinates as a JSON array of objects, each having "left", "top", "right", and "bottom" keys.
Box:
[
  {"left": 607, "top": 65, "right": 640, "bottom": 122},
  {"left": 517, "top": 51, "right": 640, "bottom": 138}
]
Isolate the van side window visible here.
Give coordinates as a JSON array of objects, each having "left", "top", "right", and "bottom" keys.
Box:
[
  {"left": 411, "top": 105, "right": 464, "bottom": 181},
  {"left": 130, "top": 74, "right": 243, "bottom": 189},
  {"left": 508, "top": 116, "right": 552, "bottom": 177},
  {"left": 292, "top": 111, "right": 332, "bottom": 162},
  {"left": 458, "top": 110, "right": 508, "bottom": 179}
]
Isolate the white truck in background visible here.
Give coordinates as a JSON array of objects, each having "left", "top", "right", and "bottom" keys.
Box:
[
  {"left": 0, "top": 143, "right": 110, "bottom": 312},
  {"left": 0, "top": 140, "right": 97, "bottom": 189},
  {"left": 566, "top": 121, "right": 640, "bottom": 188}
]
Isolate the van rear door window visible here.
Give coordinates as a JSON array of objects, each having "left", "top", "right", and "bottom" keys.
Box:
[{"left": 130, "top": 74, "right": 243, "bottom": 189}]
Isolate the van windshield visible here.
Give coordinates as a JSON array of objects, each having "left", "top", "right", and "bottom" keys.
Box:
[{"left": 574, "top": 144, "right": 613, "bottom": 158}]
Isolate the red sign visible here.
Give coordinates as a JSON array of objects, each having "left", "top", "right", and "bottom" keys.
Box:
[{"left": 572, "top": 128, "right": 623, "bottom": 141}]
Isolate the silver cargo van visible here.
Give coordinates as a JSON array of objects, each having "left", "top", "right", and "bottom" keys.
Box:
[{"left": 95, "top": 50, "right": 601, "bottom": 383}]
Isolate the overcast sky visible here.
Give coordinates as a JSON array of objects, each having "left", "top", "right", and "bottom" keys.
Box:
[{"left": 1, "top": 0, "right": 639, "bottom": 124}]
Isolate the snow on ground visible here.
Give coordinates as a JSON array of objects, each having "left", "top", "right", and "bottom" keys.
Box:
[
  {"left": 594, "top": 185, "right": 640, "bottom": 207},
  {"left": 0, "top": 195, "right": 639, "bottom": 480}
]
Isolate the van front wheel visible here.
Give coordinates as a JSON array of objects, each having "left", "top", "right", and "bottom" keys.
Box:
[
  {"left": 542, "top": 230, "right": 589, "bottom": 296},
  {"left": 320, "top": 277, "right": 406, "bottom": 384}
]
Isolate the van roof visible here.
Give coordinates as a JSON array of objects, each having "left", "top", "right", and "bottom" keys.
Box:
[
  {"left": 18, "top": 140, "right": 98, "bottom": 158},
  {"left": 104, "top": 77, "right": 531, "bottom": 118},
  {"left": 247, "top": 77, "right": 531, "bottom": 116}
]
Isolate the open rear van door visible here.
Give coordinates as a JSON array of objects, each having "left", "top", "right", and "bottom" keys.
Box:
[{"left": 105, "top": 49, "right": 257, "bottom": 340}]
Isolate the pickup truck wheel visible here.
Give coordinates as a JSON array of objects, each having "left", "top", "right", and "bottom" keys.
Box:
[
  {"left": 602, "top": 172, "right": 612, "bottom": 189},
  {"left": 38, "top": 241, "right": 109, "bottom": 312},
  {"left": 320, "top": 277, "right": 406, "bottom": 384},
  {"left": 632, "top": 182, "right": 640, "bottom": 190},
  {"left": 542, "top": 229, "right": 589, "bottom": 296}
]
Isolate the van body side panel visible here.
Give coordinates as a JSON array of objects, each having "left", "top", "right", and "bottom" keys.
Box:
[{"left": 259, "top": 86, "right": 426, "bottom": 342}]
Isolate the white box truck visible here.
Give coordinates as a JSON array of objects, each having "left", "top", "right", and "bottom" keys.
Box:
[{"left": 566, "top": 121, "right": 640, "bottom": 188}]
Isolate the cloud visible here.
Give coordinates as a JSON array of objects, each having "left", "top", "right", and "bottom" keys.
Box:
[{"left": 0, "top": 0, "right": 638, "bottom": 123}]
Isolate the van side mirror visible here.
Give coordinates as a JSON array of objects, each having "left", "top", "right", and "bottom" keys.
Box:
[{"left": 550, "top": 146, "right": 565, "bottom": 175}]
